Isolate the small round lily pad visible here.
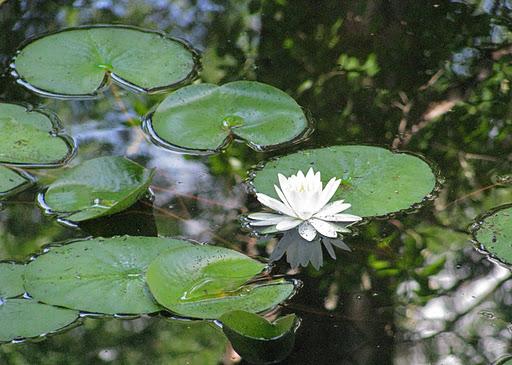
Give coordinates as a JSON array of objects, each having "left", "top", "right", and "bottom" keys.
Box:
[
  {"left": 250, "top": 145, "right": 439, "bottom": 218},
  {"left": 473, "top": 204, "right": 512, "bottom": 264},
  {"left": 39, "top": 156, "right": 155, "bottom": 223},
  {"left": 13, "top": 25, "right": 199, "bottom": 98},
  {"left": 144, "top": 81, "right": 310, "bottom": 153},
  {"left": 0, "top": 103, "right": 74, "bottom": 167},
  {"left": 24, "top": 236, "right": 191, "bottom": 315},
  {"left": 146, "top": 244, "right": 297, "bottom": 319}
]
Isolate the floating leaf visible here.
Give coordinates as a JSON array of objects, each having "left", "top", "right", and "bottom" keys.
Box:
[
  {"left": 0, "top": 262, "right": 25, "bottom": 299},
  {"left": 13, "top": 25, "right": 198, "bottom": 98},
  {"left": 250, "top": 145, "right": 438, "bottom": 218},
  {"left": 0, "top": 263, "right": 78, "bottom": 343},
  {"left": 39, "top": 156, "right": 155, "bottom": 223},
  {"left": 0, "top": 103, "right": 74, "bottom": 166},
  {"left": 145, "top": 81, "right": 310, "bottom": 153},
  {"left": 0, "top": 166, "right": 32, "bottom": 199},
  {"left": 147, "top": 245, "right": 297, "bottom": 319},
  {"left": 473, "top": 205, "right": 512, "bottom": 264},
  {"left": 0, "top": 299, "right": 79, "bottom": 343},
  {"left": 220, "top": 311, "right": 299, "bottom": 364},
  {"left": 24, "top": 236, "right": 191, "bottom": 315}
]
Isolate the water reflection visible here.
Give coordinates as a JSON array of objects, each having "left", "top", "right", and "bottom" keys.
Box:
[{"left": 1, "top": 0, "right": 512, "bottom": 364}]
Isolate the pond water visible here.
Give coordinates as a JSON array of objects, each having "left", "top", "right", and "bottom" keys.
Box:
[{"left": 1, "top": 1, "right": 512, "bottom": 364}]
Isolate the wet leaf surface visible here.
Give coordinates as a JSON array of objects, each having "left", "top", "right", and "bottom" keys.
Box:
[
  {"left": 24, "top": 236, "right": 191, "bottom": 315},
  {"left": 147, "top": 245, "right": 296, "bottom": 319},
  {"left": 40, "top": 156, "right": 154, "bottom": 223}
]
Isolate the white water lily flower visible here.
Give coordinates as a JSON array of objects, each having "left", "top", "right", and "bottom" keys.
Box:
[{"left": 249, "top": 168, "right": 362, "bottom": 241}]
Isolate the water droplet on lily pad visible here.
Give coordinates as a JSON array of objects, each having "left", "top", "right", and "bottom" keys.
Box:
[{"left": 38, "top": 156, "right": 154, "bottom": 224}]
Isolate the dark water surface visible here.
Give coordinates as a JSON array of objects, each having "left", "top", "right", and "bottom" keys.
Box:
[{"left": 1, "top": 1, "right": 512, "bottom": 364}]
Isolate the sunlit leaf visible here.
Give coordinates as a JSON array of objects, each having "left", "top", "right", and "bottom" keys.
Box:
[
  {"left": 39, "top": 156, "right": 154, "bottom": 223},
  {"left": 251, "top": 145, "right": 438, "bottom": 218},
  {"left": 146, "top": 245, "right": 297, "bottom": 319},
  {"left": 0, "top": 103, "right": 73, "bottom": 166},
  {"left": 145, "top": 81, "right": 309, "bottom": 153},
  {"left": 220, "top": 311, "right": 299, "bottom": 364},
  {"left": 13, "top": 25, "right": 198, "bottom": 98},
  {"left": 24, "top": 236, "right": 191, "bottom": 315},
  {"left": 473, "top": 204, "right": 512, "bottom": 264}
]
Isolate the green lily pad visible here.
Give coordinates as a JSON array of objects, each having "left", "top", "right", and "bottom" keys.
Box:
[
  {"left": 13, "top": 25, "right": 198, "bottom": 98},
  {"left": 0, "top": 103, "right": 74, "bottom": 166},
  {"left": 0, "top": 263, "right": 79, "bottom": 342},
  {"left": 0, "top": 299, "right": 79, "bottom": 343},
  {"left": 147, "top": 245, "right": 297, "bottom": 319},
  {"left": 24, "top": 236, "right": 191, "bottom": 315},
  {"left": 473, "top": 205, "right": 512, "bottom": 264},
  {"left": 250, "top": 145, "right": 438, "bottom": 218},
  {"left": 0, "top": 262, "right": 25, "bottom": 299},
  {"left": 145, "top": 81, "right": 309, "bottom": 153},
  {"left": 39, "top": 156, "right": 155, "bottom": 223},
  {"left": 0, "top": 166, "right": 33, "bottom": 199},
  {"left": 220, "top": 311, "right": 299, "bottom": 364}
]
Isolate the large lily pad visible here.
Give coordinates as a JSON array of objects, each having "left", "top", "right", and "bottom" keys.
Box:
[
  {"left": 24, "top": 236, "right": 191, "bottom": 314},
  {"left": 0, "top": 299, "right": 79, "bottom": 343},
  {"left": 0, "top": 166, "right": 32, "bottom": 199},
  {"left": 145, "top": 81, "right": 310, "bottom": 153},
  {"left": 250, "top": 145, "right": 438, "bottom": 218},
  {"left": 0, "top": 103, "right": 74, "bottom": 166},
  {"left": 473, "top": 205, "right": 512, "bottom": 264},
  {"left": 39, "top": 156, "right": 155, "bottom": 223},
  {"left": 220, "top": 311, "right": 299, "bottom": 364},
  {"left": 146, "top": 245, "right": 297, "bottom": 319},
  {"left": 13, "top": 25, "right": 198, "bottom": 98},
  {"left": 0, "top": 262, "right": 25, "bottom": 298}
]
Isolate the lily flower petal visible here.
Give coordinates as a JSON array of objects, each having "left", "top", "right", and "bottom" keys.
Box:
[
  {"left": 275, "top": 218, "right": 303, "bottom": 231},
  {"left": 256, "top": 193, "right": 296, "bottom": 217},
  {"left": 309, "top": 218, "right": 338, "bottom": 238},
  {"left": 248, "top": 212, "right": 285, "bottom": 220},
  {"left": 314, "top": 200, "right": 350, "bottom": 217},
  {"left": 316, "top": 177, "right": 341, "bottom": 211},
  {"left": 298, "top": 221, "right": 317, "bottom": 241},
  {"left": 319, "top": 213, "right": 363, "bottom": 222}
]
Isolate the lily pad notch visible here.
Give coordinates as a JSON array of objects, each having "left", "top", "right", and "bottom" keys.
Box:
[
  {"left": 11, "top": 25, "right": 200, "bottom": 99},
  {"left": 143, "top": 81, "right": 312, "bottom": 154},
  {"left": 472, "top": 204, "right": 512, "bottom": 266},
  {"left": 0, "top": 103, "right": 75, "bottom": 168}
]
